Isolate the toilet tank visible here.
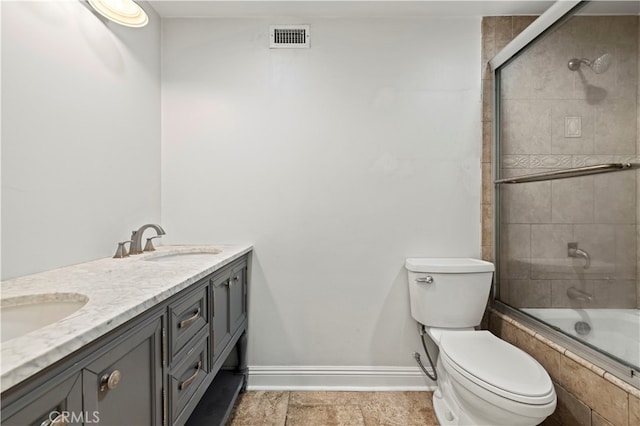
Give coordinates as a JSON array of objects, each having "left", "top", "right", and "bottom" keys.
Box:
[{"left": 405, "top": 258, "right": 495, "bottom": 328}]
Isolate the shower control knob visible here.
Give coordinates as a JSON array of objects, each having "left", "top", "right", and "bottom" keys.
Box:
[{"left": 416, "top": 276, "right": 434, "bottom": 284}]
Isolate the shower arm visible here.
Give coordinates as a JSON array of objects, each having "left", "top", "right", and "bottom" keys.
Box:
[{"left": 494, "top": 162, "right": 638, "bottom": 185}]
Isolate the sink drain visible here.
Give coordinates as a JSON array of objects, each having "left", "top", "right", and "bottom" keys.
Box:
[{"left": 574, "top": 321, "right": 591, "bottom": 336}]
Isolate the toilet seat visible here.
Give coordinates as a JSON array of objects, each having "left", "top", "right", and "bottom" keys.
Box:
[{"left": 439, "top": 331, "right": 555, "bottom": 405}]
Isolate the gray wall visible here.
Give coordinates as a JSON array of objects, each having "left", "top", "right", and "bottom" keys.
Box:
[
  {"left": 161, "top": 17, "right": 482, "bottom": 376},
  {"left": 1, "top": 1, "right": 161, "bottom": 279}
]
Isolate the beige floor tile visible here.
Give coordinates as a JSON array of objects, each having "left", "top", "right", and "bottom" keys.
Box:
[
  {"left": 229, "top": 391, "right": 437, "bottom": 426},
  {"left": 360, "top": 392, "right": 438, "bottom": 426},
  {"left": 289, "top": 391, "right": 365, "bottom": 406},
  {"left": 285, "top": 405, "right": 365, "bottom": 426},
  {"left": 228, "top": 391, "right": 289, "bottom": 426}
]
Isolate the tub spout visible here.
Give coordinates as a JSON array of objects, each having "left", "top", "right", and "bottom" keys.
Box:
[{"left": 568, "top": 242, "right": 591, "bottom": 269}]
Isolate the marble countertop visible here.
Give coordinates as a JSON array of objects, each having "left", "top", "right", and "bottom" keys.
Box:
[{"left": 0, "top": 244, "right": 253, "bottom": 393}]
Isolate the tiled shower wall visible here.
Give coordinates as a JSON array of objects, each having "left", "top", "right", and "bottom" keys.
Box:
[
  {"left": 482, "top": 16, "right": 640, "bottom": 309},
  {"left": 480, "top": 17, "right": 537, "bottom": 263}
]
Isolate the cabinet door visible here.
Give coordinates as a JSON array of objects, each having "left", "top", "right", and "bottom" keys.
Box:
[
  {"left": 229, "top": 261, "right": 248, "bottom": 335},
  {"left": 82, "top": 316, "right": 163, "bottom": 426},
  {"left": 2, "top": 371, "right": 83, "bottom": 426},
  {"left": 211, "top": 270, "right": 231, "bottom": 360}
]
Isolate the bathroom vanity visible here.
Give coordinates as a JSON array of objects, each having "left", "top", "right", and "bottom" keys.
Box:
[{"left": 0, "top": 245, "right": 252, "bottom": 426}]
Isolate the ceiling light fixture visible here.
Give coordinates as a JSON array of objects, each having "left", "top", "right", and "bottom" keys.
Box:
[{"left": 87, "top": 0, "right": 148, "bottom": 28}]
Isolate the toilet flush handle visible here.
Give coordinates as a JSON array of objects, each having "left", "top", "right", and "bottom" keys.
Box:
[{"left": 416, "top": 276, "right": 434, "bottom": 284}]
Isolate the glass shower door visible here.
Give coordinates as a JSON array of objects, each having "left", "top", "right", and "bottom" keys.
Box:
[{"left": 494, "top": 6, "right": 639, "bottom": 372}]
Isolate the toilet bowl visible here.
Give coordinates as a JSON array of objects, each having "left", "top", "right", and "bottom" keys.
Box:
[
  {"left": 405, "top": 258, "right": 556, "bottom": 425},
  {"left": 432, "top": 329, "right": 556, "bottom": 425}
]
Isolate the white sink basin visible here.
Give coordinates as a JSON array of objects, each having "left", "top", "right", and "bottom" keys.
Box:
[
  {"left": 1, "top": 293, "right": 88, "bottom": 343},
  {"left": 145, "top": 248, "right": 222, "bottom": 263}
]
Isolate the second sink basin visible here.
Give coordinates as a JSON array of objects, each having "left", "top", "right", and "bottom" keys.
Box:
[
  {"left": 145, "top": 248, "right": 222, "bottom": 263},
  {"left": 1, "top": 293, "right": 89, "bottom": 343}
]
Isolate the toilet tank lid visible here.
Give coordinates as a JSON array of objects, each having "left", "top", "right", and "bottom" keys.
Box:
[{"left": 405, "top": 258, "right": 495, "bottom": 273}]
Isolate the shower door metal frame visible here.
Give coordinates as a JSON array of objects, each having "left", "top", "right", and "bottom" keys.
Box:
[{"left": 489, "top": 0, "right": 640, "bottom": 389}]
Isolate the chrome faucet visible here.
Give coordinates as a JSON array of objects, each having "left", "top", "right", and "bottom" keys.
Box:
[
  {"left": 566, "top": 286, "right": 592, "bottom": 302},
  {"left": 129, "top": 224, "right": 166, "bottom": 255},
  {"left": 568, "top": 242, "right": 591, "bottom": 269}
]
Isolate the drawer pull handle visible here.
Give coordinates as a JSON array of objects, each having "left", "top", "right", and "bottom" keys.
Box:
[
  {"left": 100, "top": 369, "right": 122, "bottom": 392},
  {"left": 41, "top": 413, "right": 68, "bottom": 426},
  {"left": 180, "top": 361, "right": 202, "bottom": 390},
  {"left": 179, "top": 308, "right": 201, "bottom": 329}
]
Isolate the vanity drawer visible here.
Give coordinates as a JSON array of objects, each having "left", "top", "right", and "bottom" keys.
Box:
[
  {"left": 169, "top": 333, "right": 210, "bottom": 424},
  {"left": 169, "top": 282, "right": 209, "bottom": 362}
]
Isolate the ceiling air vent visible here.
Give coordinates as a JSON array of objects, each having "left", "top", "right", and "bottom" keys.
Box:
[{"left": 270, "top": 25, "right": 310, "bottom": 49}]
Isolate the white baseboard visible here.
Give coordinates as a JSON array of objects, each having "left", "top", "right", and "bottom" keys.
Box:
[{"left": 246, "top": 366, "right": 436, "bottom": 391}]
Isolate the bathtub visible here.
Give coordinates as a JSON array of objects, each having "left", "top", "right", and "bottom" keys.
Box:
[{"left": 522, "top": 308, "right": 640, "bottom": 370}]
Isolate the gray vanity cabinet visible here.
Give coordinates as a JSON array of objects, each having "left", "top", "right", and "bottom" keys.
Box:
[
  {"left": 211, "top": 259, "right": 248, "bottom": 361},
  {"left": 82, "top": 314, "right": 164, "bottom": 426},
  {"left": 1, "top": 371, "right": 83, "bottom": 426},
  {"left": 1, "top": 253, "right": 250, "bottom": 426}
]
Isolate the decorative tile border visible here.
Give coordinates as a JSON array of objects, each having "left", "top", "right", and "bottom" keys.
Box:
[
  {"left": 502, "top": 155, "right": 639, "bottom": 169},
  {"left": 530, "top": 155, "right": 572, "bottom": 169},
  {"left": 573, "top": 155, "right": 640, "bottom": 167},
  {"left": 502, "top": 155, "right": 531, "bottom": 168}
]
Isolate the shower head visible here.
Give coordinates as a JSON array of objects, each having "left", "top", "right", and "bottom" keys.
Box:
[
  {"left": 589, "top": 53, "right": 612, "bottom": 74},
  {"left": 568, "top": 53, "right": 612, "bottom": 74}
]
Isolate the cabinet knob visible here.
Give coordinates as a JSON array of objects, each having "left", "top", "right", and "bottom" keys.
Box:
[
  {"left": 228, "top": 275, "right": 239, "bottom": 287},
  {"left": 100, "top": 369, "right": 122, "bottom": 391}
]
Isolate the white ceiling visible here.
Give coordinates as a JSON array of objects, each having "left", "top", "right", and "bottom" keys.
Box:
[{"left": 148, "top": 0, "right": 557, "bottom": 18}]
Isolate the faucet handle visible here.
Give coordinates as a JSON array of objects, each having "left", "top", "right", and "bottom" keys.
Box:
[
  {"left": 113, "top": 240, "right": 133, "bottom": 259},
  {"left": 144, "top": 235, "right": 162, "bottom": 252}
]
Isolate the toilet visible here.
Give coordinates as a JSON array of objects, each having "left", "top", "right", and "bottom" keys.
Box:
[{"left": 406, "top": 258, "right": 556, "bottom": 426}]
